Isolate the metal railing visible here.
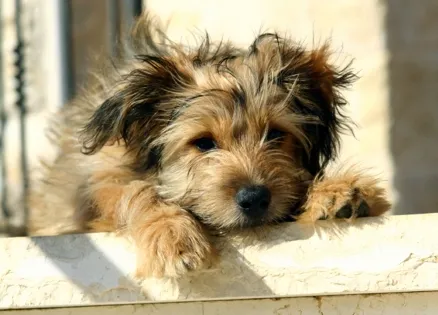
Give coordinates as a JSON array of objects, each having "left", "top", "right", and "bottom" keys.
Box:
[{"left": 0, "top": 0, "right": 143, "bottom": 236}]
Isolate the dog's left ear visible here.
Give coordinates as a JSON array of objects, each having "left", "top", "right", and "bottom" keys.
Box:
[{"left": 279, "top": 43, "right": 357, "bottom": 176}]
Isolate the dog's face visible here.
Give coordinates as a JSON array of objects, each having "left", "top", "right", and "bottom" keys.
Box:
[{"left": 81, "top": 19, "right": 356, "bottom": 230}]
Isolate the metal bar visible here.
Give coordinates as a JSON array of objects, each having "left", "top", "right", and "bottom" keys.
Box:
[
  {"left": 57, "top": 0, "right": 74, "bottom": 104},
  {"left": 121, "top": 0, "right": 143, "bottom": 28},
  {"left": 0, "top": 0, "right": 10, "bottom": 221},
  {"left": 107, "top": 0, "right": 120, "bottom": 58},
  {"left": 45, "top": 0, "right": 74, "bottom": 108},
  {"left": 109, "top": 0, "right": 143, "bottom": 58},
  {"left": 14, "top": 0, "right": 28, "bottom": 234},
  {"left": 133, "top": 0, "right": 143, "bottom": 16},
  {"left": 118, "top": 0, "right": 143, "bottom": 51}
]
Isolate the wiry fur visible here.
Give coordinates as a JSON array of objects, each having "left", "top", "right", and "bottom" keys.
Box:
[{"left": 29, "top": 14, "right": 391, "bottom": 278}]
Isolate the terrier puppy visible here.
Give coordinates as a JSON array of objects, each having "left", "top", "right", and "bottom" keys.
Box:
[{"left": 29, "top": 14, "right": 391, "bottom": 278}]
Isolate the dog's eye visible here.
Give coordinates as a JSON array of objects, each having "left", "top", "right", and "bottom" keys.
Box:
[
  {"left": 266, "top": 128, "right": 285, "bottom": 142},
  {"left": 193, "top": 137, "right": 217, "bottom": 152}
]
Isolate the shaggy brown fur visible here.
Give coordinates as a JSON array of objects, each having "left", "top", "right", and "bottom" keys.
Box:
[{"left": 28, "top": 13, "right": 391, "bottom": 278}]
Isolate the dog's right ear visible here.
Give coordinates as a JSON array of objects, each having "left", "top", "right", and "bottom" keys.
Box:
[{"left": 80, "top": 92, "right": 125, "bottom": 155}]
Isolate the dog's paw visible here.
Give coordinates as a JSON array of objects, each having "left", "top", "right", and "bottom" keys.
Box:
[
  {"left": 133, "top": 208, "right": 216, "bottom": 278},
  {"left": 298, "top": 172, "right": 391, "bottom": 223}
]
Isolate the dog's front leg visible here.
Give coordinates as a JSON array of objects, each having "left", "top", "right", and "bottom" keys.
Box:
[
  {"left": 90, "top": 179, "right": 216, "bottom": 278},
  {"left": 297, "top": 170, "right": 391, "bottom": 223}
]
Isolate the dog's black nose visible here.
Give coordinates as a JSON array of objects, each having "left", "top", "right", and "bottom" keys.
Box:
[{"left": 235, "top": 185, "right": 271, "bottom": 217}]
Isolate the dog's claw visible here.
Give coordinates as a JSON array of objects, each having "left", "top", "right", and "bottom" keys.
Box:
[
  {"left": 334, "top": 200, "right": 370, "bottom": 219},
  {"left": 335, "top": 204, "right": 353, "bottom": 218},
  {"left": 356, "top": 201, "right": 370, "bottom": 217}
]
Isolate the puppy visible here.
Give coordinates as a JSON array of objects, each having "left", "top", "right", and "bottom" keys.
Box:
[{"left": 28, "top": 14, "right": 391, "bottom": 278}]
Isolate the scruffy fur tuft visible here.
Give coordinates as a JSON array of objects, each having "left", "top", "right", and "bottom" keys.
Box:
[{"left": 29, "top": 13, "right": 391, "bottom": 278}]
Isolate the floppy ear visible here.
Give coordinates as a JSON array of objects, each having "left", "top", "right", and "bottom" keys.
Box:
[
  {"left": 79, "top": 54, "right": 194, "bottom": 171},
  {"left": 80, "top": 92, "right": 125, "bottom": 155},
  {"left": 278, "top": 43, "right": 357, "bottom": 176}
]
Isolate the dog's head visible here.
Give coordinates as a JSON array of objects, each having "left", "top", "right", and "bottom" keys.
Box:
[{"left": 80, "top": 16, "right": 356, "bottom": 230}]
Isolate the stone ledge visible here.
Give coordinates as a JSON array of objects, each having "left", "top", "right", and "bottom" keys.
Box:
[
  {"left": 4, "top": 292, "right": 438, "bottom": 315},
  {"left": 1, "top": 214, "right": 438, "bottom": 309}
]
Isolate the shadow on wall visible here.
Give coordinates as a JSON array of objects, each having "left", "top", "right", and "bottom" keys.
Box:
[{"left": 385, "top": 1, "right": 438, "bottom": 215}]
